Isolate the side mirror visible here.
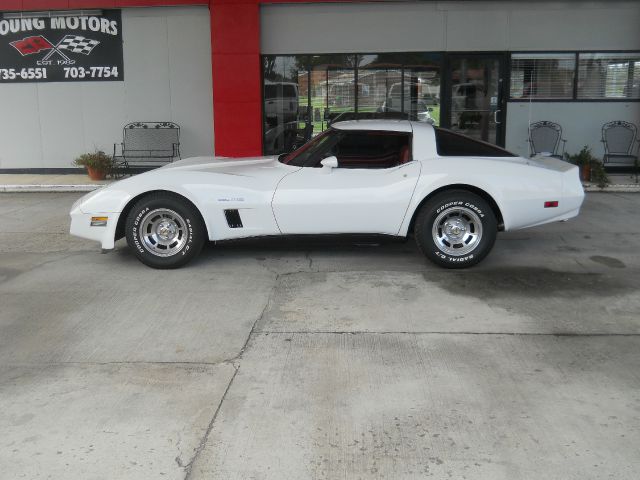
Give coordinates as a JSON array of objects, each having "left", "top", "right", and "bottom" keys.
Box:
[{"left": 320, "top": 156, "right": 338, "bottom": 171}]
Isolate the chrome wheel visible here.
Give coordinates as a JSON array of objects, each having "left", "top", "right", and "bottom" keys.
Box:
[
  {"left": 138, "top": 208, "right": 187, "bottom": 257},
  {"left": 432, "top": 206, "right": 483, "bottom": 257}
]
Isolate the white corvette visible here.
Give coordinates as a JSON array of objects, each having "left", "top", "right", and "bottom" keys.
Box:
[{"left": 70, "top": 120, "right": 584, "bottom": 269}]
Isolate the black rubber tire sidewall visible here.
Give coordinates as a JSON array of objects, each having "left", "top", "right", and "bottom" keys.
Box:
[
  {"left": 415, "top": 190, "right": 497, "bottom": 269},
  {"left": 125, "top": 193, "right": 205, "bottom": 269}
]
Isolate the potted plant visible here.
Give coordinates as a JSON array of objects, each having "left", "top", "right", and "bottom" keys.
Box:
[
  {"left": 565, "top": 146, "right": 598, "bottom": 182},
  {"left": 73, "top": 150, "right": 112, "bottom": 180}
]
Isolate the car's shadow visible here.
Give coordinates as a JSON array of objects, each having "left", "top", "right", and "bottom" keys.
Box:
[{"left": 206, "top": 234, "right": 413, "bottom": 253}]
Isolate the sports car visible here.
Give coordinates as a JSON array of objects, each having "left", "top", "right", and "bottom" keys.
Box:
[{"left": 69, "top": 120, "right": 584, "bottom": 269}]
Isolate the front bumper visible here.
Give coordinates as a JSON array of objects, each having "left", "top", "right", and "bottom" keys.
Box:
[{"left": 70, "top": 205, "right": 120, "bottom": 250}]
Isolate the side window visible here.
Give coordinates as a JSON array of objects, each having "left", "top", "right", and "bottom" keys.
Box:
[
  {"left": 333, "top": 131, "right": 412, "bottom": 169},
  {"left": 434, "top": 128, "right": 516, "bottom": 157},
  {"left": 281, "top": 129, "right": 342, "bottom": 167}
]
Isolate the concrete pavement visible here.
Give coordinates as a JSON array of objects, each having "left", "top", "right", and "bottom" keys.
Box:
[{"left": 0, "top": 192, "right": 639, "bottom": 479}]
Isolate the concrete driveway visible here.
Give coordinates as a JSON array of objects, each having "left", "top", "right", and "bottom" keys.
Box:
[{"left": 1, "top": 192, "right": 639, "bottom": 479}]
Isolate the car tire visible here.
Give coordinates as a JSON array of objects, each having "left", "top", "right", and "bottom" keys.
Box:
[
  {"left": 415, "top": 190, "right": 497, "bottom": 269},
  {"left": 125, "top": 192, "right": 206, "bottom": 269}
]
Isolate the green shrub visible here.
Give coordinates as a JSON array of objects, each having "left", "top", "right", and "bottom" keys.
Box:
[
  {"left": 73, "top": 150, "right": 112, "bottom": 171},
  {"left": 565, "top": 145, "right": 596, "bottom": 166},
  {"left": 590, "top": 161, "right": 610, "bottom": 189}
]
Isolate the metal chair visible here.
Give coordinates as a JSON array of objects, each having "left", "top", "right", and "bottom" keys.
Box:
[
  {"left": 528, "top": 121, "right": 567, "bottom": 159},
  {"left": 601, "top": 121, "right": 639, "bottom": 168}
]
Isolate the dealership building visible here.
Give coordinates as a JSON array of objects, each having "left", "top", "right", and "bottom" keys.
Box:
[{"left": 0, "top": 0, "right": 639, "bottom": 172}]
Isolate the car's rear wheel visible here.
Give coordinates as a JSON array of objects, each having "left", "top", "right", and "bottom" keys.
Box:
[
  {"left": 415, "top": 190, "right": 497, "bottom": 269},
  {"left": 125, "top": 192, "right": 206, "bottom": 269}
]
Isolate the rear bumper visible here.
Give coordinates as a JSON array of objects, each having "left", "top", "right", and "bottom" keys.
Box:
[
  {"left": 503, "top": 162, "right": 585, "bottom": 231},
  {"left": 70, "top": 206, "right": 119, "bottom": 250}
]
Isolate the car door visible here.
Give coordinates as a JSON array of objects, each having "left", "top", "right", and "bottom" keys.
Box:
[{"left": 272, "top": 129, "right": 421, "bottom": 235}]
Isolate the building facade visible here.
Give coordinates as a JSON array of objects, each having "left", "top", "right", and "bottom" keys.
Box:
[{"left": 0, "top": 0, "right": 639, "bottom": 171}]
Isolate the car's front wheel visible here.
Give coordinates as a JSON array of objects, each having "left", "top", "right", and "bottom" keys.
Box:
[
  {"left": 125, "top": 192, "right": 206, "bottom": 269},
  {"left": 415, "top": 190, "right": 497, "bottom": 269}
]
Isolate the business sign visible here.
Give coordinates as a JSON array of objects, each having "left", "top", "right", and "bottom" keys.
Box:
[{"left": 0, "top": 11, "right": 124, "bottom": 83}]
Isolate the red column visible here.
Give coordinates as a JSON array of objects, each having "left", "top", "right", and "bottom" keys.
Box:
[{"left": 210, "top": 0, "right": 263, "bottom": 157}]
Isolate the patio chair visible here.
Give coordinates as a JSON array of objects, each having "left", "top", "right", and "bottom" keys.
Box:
[
  {"left": 601, "top": 121, "right": 639, "bottom": 168},
  {"left": 528, "top": 121, "right": 567, "bottom": 159}
]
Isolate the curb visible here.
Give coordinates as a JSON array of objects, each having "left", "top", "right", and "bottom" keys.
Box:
[
  {"left": 0, "top": 184, "right": 104, "bottom": 193},
  {"left": 583, "top": 184, "right": 640, "bottom": 193}
]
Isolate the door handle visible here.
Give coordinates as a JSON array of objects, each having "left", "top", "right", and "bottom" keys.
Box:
[{"left": 494, "top": 109, "right": 501, "bottom": 124}]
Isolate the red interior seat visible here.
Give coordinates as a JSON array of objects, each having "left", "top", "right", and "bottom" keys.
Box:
[{"left": 399, "top": 145, "right": 410, "bottom": 164}]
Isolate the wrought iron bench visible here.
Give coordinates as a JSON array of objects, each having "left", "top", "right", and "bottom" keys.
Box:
[{"left": 112, "top": 122, "right": 180, "bottom": 177}]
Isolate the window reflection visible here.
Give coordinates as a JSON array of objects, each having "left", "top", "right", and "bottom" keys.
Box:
[
  {"left": 263, "top": 53, "right": 441, "bottom": 155},
  {"left": 263, "top": 55, "right": 307, "bottom": 155},
  {"left": 358, "top": 53, "right": 441, "bottom": 125}
]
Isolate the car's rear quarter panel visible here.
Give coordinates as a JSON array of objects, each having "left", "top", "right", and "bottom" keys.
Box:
[{"left": 401, "top": 156, "right": 578, "bottom": 235}]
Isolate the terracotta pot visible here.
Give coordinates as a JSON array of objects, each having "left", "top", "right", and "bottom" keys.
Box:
[
  {"left": 86, "top": 166, "right": 107, "bottom": 181},
  {"left": 580, "top": 164, "right": 591, "bottom": 182}
]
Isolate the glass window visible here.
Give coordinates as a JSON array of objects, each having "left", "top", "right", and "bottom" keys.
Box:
[
  {"left": 357, "top": 54, "right": 403, "bottom": 115},
  {"left": 280, "top": 129, "right": 338, "bottom": 167},
  {"left": 434, "top": 128, "right": 516, "bottom": 157},
  {"left": 358, "top": 53, "right": 441, "bottom": 125},
  {"left": 264, "top": 53, "right": 442, "bottom": 155},
  {"left": 577, "top": 52, "right": 640, "bottom": 99},
  {"left": 281, "top": 129, "right": 411, "bottom": 169},
  {"left": 510, "top": 53, "right": 575, "bottom": 99},
  {"left": 311, "top": 54, "right": 357, "bottom": 136},
  {"left": 333, "top": 131, "right": 411, "bottom": 169},
  {"left": 263, "top": 55, "right": 308, "bottom": 155}
]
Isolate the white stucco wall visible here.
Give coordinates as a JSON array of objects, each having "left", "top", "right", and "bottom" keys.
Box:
[
  {"left": 506, "top": 102, "right": 640, "bottom": 159},
  {"left": 0, "top": 7, "right": 213, "bottom": 170},
  {"left": 261, "top": 1, "right": 640, "bottom": 54}
]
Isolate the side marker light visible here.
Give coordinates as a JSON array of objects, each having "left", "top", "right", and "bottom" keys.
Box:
[{"left": 90, "top": 216, "right": 108, "bottom": 226}]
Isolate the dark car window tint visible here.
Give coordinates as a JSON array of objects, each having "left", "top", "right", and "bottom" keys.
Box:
[
  {"left": 281, "top": 129, "right": 412, "bottom": 168},
  {"left": 280, "top": 129, "right": 340, "bottom": 167},
  {"left": 334, "top": 131, "right": 411, "bottom": 169},
  {"left": 434, "top": 128, "right": 516, "bottom": 157}
]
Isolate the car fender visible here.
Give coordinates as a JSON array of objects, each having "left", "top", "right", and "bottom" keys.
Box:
[{"left": 400, "top": 156, "right": 568, "bottom": 236}]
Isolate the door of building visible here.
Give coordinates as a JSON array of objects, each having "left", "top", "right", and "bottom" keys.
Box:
[{"left": 442, "top": 54, "right": 508, "bottom": 146}]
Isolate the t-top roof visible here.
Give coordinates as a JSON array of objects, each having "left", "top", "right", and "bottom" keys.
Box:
[{"left": 331, "top": 119, "right": 416, "bottom": 133}]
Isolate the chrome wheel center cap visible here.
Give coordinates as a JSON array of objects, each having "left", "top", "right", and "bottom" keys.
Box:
[
  {"left": 445, "top": 221, "right": 466, "bottom": 238},
  {"left": 157, "top": 221, "right": 177, "bottom": 241}
]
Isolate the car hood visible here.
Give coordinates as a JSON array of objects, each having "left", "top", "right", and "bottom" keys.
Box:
[{"left": 157, "top": 155, "right": 282, "bottom": 177}]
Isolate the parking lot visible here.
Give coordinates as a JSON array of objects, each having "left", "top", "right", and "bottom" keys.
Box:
[{"left": 1, "top": 191, "right": 639, "bottom": 479}]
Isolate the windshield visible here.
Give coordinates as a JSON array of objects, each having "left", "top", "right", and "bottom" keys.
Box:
[{"left": 279, "top": 129, "right": 341, "bottom": 167}]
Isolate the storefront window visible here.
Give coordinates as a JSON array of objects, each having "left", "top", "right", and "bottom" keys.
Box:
[
  {"left": 358, "top": 53, "right": 441, "bottom": 125},
  {"left": 263, "top": 53, "right": 443, "bottom": 155},
  {"left": 311, "top": 54, "right": 357, "bottom": 134},
  {"left": 262, "top": 55, "right": 308, "bottom": 155},
  {"left": 510, "top": 53, "right": 575, "bottom": 99},
  {"left": 402, "top": 54, "right": 441, "bottom": 125},
  {"left": 357, "top": 54, "right": 403, "bottom": 115},
  {"left": 577, "top": 53, "right": 640, "bottom": 99}
]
